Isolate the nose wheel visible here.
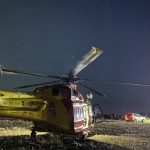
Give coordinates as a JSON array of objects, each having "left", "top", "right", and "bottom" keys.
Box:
[{"left": 81, "top": 133, "right": 88, "bottom": 141}]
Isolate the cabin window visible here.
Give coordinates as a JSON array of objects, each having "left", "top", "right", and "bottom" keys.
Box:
[
  {"left": 73, "top": 90, "right": 78, "bottom": 96},
  {"left": 52, "top": 88, "right": 59, "bottom": 96},
  {"left": 73, "top": 106, "right": 84, "bottom": 121},
  {"left": 48, "top": 102, "right": 56, "bottom": 116}
]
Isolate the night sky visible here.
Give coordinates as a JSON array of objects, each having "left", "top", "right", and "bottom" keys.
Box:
[{"left": 0, "top": 0, "right": 150, "bottom": 115}]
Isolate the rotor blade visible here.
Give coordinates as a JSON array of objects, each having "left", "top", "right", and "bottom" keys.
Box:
[
  {"left": 79, "top": 83, "right": 106, "bottom": 97},
  {"left": 84, "top": 79, "right": 150, "bottom": 87},
  {"left": 68, "top": 46, "right": 103, "bottom": 78},
  {"left": 102, "top": 81, "right": 150, "bottom": 87},
  {"left": 79, "top": 78, "right": 150, "bottom": 87},
  {"left": 14, "top": 80, "right": 62, "bottom": 89},
  {"left": 1, "top": 68, "right": 62, "bottom": 80}
]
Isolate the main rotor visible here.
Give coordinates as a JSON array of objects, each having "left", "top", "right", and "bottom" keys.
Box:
[{"left": 0, "top": 46, "right": 106, "bottom": 97}]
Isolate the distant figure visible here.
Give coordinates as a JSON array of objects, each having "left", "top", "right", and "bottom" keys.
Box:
[{"left": 112, "top": 113, "right": 117, "bottom": 120}]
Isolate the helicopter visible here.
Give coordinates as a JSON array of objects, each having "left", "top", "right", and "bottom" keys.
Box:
[{"left": 0, "top": 46, "right": 105, "bottom": 140}]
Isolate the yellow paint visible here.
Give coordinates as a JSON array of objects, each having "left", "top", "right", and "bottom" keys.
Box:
[{"left": 0, "top": 88, "right": 70, "bottom": 131}]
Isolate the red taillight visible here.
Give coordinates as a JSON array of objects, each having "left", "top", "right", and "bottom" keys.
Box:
[
  {"left": 128, "top": 113, "right": 133, "bottom": 119},
  {"left": 124, "top": 113, "right": 133, "bottom": 120}
]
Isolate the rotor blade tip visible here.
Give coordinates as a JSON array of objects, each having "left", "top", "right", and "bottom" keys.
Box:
[
  {"left": 92, "top": 46, "right": 103, "bottom": 54},
  {"left": 0, "top": 65, "right": 3, "bottom": 76}
]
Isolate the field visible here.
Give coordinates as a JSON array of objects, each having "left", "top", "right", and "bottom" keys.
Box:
[{"left": 0, "top": 119, "right": 150, "bottom": 150}]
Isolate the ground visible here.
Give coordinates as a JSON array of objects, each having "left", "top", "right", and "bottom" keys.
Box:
[{"left": 0, "top": 119, "right": 150, "bottom": 150}]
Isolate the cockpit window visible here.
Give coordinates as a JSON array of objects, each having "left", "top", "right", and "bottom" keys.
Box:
[
  {"left": 73, "top": 90, "right": 78, "bottom": 96},
  {"left": 88, "top": 105, "right": 93, "bottom": 117},
  {"left": 52, "top": 88, "right": 59, "bottom": 96},
  {"left": 73, "top": 106, "right": 83, "bottom": 121}
]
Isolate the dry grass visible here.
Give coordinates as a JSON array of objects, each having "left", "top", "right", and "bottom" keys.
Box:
[
  {"left": 89, "top": 120, "right": 150, "bottom": 150},
  {"left": 144, "top": 118, "right": 150, "bottom": 123},
  {"left": 0, "top": 119, "right": 150, "bottom": 149}
]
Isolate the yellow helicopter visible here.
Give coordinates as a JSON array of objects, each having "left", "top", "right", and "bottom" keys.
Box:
[{"left": 0, "top": 46, "right": 104, "bottom": 140}]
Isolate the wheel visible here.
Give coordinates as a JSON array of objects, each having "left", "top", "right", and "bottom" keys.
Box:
[
  {"left": 81, "top": 133, "right": 88, "bottom": 141},
  {"left": 31, "top": 130, "right": 37, "bottom": 140}
]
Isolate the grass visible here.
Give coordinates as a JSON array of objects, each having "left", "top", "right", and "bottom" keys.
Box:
[
  {"left": 0, "top": 119, "right": 150, "bottom": 149},
  {"left": 88, "top": 134, "right": 148, "bottom": 149},
  {"left": 144, "top": 118, "right": 150, "bottom": 123},
  {"left": 89, "top": 120, "right": 150, "bottom": 149}
]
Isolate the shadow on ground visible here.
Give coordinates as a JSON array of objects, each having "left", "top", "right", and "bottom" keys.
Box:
[{"left": 0, "top": 134, "right": 129, "bottom": 150}]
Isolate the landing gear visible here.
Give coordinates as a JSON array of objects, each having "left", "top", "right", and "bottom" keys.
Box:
[
  {"left": 81, "top": 133, "right": 88, "bottom": 141},
  {"left": 31, "top": 128, "right": 37, "bottom": 140}
]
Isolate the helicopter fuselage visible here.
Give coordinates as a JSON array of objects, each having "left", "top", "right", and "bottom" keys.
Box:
[{"left": 0, "top": 84, "right": 93, "bottom": 136}]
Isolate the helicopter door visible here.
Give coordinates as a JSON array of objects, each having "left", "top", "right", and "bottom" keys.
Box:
[
  {"left": 83, "top": 104, "right": 89, "bottom": 128},
  {"left": 73, "top": 106, "right": 84, "bottom": 131}
]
